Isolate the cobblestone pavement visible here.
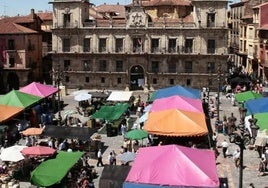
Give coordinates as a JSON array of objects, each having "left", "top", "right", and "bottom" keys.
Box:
[{"left": 19, "top": 89, "right": 268, "bottom": 187}]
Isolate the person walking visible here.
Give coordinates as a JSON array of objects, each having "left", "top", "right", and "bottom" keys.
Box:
[
  {"left": 233, "top": 148, "right": 240, "bottom": 168},
  {"left": 221, "top": 139, "right": 229, "bottom": 158},
  {"left": 97, "top": 149, "right": 104, "bottom": 167}
]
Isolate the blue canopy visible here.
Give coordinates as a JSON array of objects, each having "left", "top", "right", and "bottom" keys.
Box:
[
  {"left": 245, "top": 97, "right": 268, "bottom": 115},
  {"left": 153, "top": 85, "right": 201, "bottom": 100}
]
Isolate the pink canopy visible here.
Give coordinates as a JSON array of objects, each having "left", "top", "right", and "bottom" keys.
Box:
[
  {"left": 125, "top": 144, "right": 219, "bottom": 187},
  {"left": 19, "top": 82, "right": 58, "bottom": 98},
  {"left": 150, "top": 95, "right": 203, "bottom": 113}
]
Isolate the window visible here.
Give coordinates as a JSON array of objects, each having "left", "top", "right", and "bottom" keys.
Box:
[
  {"left": 83, "top": 38, "right": 90, "bottom": 52},
  {"left": 64, "top": 60, "right": 70, "bottom": 71},
  {"left": 63, "top": 38, "right": 70, "bottom": 52},
  {"left": 8, "top": 39, "right": 15, "bottom": 50},
  {"left": 185, "top": 61, "right": 192, "bottom": 73},
  {"left": 152, "top": 61, "right": 159, "bottom": 73},
  {"left": 186, "top": 79, "right": 191, "bottom": 86},
  {"left": 65, "top": 76, "right": 69, "bottom": 82},
  {"left": 63, "top": 14, "right": 71, "bottom": 27},
  {"left": 117, "top": 77, "right": 122, "bottom": 84},
  {"left": 168, "top": 62, "right": 176, "bottom": 73},
  {"left": 153, "top": 78, "right": 157, "bottom": 84},
  {"left": 9, "top": 58, "right": 15, "bottom": 67},
  {"left": 207, "top": 62, "right": 215, "bottom": 73},
  {"left": 133, "top": 38, "right": 143, "bottom": 53},
  {"left": 116, "top": 60, "right": 123, "bottom": 72},
  {"left": 85, "top": 77, "right": 89, "bottom": 83},
  {"left": 184, "top": 39, "right": 193, "bottom": 53},
  {"left": 115, "top": 38, "right": 123, "bottom": 52},
  {"left": 169, "top": 79, "right": 174, "bottom": 85},
  {"left": 99, "top": 60, "right": 107, "bottom": 71},
  {"left": 101, "top": 77, "right": 105, "bottom": 83},
  {"left": 207, "top": 13, "right": 215, "bottom": 27},
  {"left": 83, "top": 60, "right": 90, "bottom": 71},
  {"left": 207, "top": 39, "right": 215, "bottom": 54},
  {"left": 168, "top": 39, "right": 176, "bottom": 53},
  {"left": 151, "top": 38, "right": 159, "bottom": 53},
  {"left": 99, "top": 38, "right": 106, "bottom": 52}
]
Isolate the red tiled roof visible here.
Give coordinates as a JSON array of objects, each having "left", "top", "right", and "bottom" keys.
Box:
[
  {"left": 96, "top": 4, "right": 126, "bottom": 19},
  {"left": 37, "top": 12, "right": 53, "bottom": 21},
  {"left": 141, "top": 0, "right": 191, "bottom": 6},
  {"left": 258, "top": 24, "right": 268, "bottom": 30},
  {"left": 0, "top": 17, "right": 37, "bottom": 34}
]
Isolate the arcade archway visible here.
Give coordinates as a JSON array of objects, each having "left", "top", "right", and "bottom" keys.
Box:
[{"left": 130, "top": 65, "right": 144, "bottom": 90}]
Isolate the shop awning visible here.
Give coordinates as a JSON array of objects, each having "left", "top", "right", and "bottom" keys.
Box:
[{"left": 31, "top": 151, "right": 84, "bottom": 187}]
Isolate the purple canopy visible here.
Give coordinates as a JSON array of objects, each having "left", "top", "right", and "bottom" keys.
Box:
[
  {"left": 20, "top": 82, "right": 58, "bottom": 98},
  {"left": 150, "top": 95, "right": 203, "bottom": 113},
  {"left": 124, "top": 144, "right": 219, "bottom": 188}
]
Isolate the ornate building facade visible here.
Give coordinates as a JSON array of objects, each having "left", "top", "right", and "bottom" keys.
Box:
[{"left": 50, "top": 0, "right": 229, "bottom": 91}]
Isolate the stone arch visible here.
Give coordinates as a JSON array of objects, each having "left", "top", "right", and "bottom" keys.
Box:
[{"left": 129, "top": 65, "right": 145, "bottom": 90}]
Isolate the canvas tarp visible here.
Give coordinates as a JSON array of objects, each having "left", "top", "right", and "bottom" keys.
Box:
[
  {"left": 0, "top": 90, "right": 41, "bottom": 108},
  {"left": 99, "top": 165, "right": 131, "bottom": 188},
  {"left": 107, "top": 91, "right": 133, "bottom": 101},
  {"left": 144, "top": 109, "right": 208, "bottom": 137},
  {"left": 245, "top": 97, "right": 268, "bottom": 115},
  {"left": 19, "top": 82, "right": 58, "bottom": 98},
  {"left": 31, "top": 151, "right": 84, "bottom": 187},
  {"left": 151, "top": 85, "right": 201, "bottom": 101},
  {"left": 0, "top": 105, "right": 24, "bottom": 123},
  {"left": 124, "top": 144, "right": 219, "bottom": 188},
  {"left": 42, "top": 126, "right": 97, "bottom": 141},
  {"left": 91, "top": 103, "right": 129, "bottom": 121}
]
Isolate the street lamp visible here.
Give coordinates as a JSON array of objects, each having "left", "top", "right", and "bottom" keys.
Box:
[
  {"left": 229, "top": 107, "right": 249, "bottom": 188},
  {"left": 52, "top": 55, "right": 65, "bottom": 126}
]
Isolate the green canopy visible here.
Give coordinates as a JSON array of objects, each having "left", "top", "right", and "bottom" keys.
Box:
[
  {"left": 125, "top": 129, "right": 148, "bottom": 140},
  {"left": 31, "top": 151, "right": 84, "bottom": 187},
  {"left": 91, "top": 103, "right": 129, "bottom": 121},
  {"left": 254, "top": 112, "right": 268, "bottom": 132},
  {"left": 235, "top": 91, "right": 262, "bottom": 104},
  {"left": 0, "top": 90, "right": 41, "bottom": 108}
]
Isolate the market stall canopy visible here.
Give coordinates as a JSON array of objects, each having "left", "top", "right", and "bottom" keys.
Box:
[
  {"left": 91, "top": 103, "right": 129, "bottom": 121},
  {"left": 125, "top": 129, "right": 148, "bottom": 140},
  {"left": 245, "top": 97, "right": 268, "bottom": 115},
  {"left": 107, "top": 91, "right": 133, "bottom": 101},
  {"left": 144, "top": 109, "right": 208, "bottom": 137},
  {"left": 123, "top": 144, "right": 219, "bottom": 188},
  {"left": 0, "top": 145, "right": 26, "bottom": 162},
  {"left": 150, "top": 85, "right": 201, "bottom": 101},
  {"left": 19, "top": 82, "right": 58, "bottom": 98},
  {"left": 0, "top": 90, "right": 42, "bottom": 108},
  {"left": 235, "top": 91, "right": 263, "bottom": 104},
  {"left": 21, "top": 145, "right": 57, "bottom": 158},
  {"left": 0, "top": 104, "right": 24, "bottom": 123},
  {"left": 150, "top": 95, "right": 203, "bottom": 113},
  {"left": 42, "top": 126, "right": 97, "bottom": 141},
  {"left": 74, "top": 93, "right": 92, "bottom": 102},
  {"left": 99, "top": 165, "right": 131, "bottom": 188},
  {"left": 251, "top": 112, "right": 268, "bottom": 132},
  {"left": 22, "top": 127, "right": 44, "bottom": 136},
  {"left": 31, "top": 151, "right": 84, "bottom": 187}
]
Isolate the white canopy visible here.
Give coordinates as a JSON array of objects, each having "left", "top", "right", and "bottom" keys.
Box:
[{"left": 107, "top": 91, "right": 133, "bottom": 101}]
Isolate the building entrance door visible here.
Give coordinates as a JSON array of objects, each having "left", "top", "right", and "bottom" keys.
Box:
[{"left": 130, "top": 65, "right": 144, "bottom": 90}]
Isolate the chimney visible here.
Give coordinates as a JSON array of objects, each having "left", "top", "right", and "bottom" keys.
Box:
[{"left": 31, "top": 9, "right": 35, "bottom": 19}]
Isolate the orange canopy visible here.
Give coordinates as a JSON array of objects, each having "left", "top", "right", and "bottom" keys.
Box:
[
  {"left": 0, "top": 105, "right": 24, "bottom": 123},
  {"left": 144, "top": 109, "right": 208, "bottom": 137}
]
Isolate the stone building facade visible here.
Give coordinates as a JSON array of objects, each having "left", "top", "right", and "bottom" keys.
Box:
[{"left": 50, "top": 0, "right": 229, "bottom": 91}]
